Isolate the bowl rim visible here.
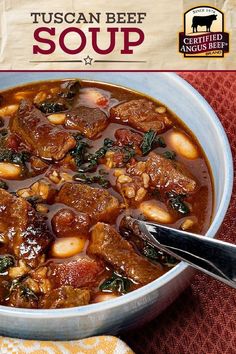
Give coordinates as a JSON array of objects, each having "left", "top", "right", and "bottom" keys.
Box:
[{"left": 0, "top": 72, "right": 233, "bottom": 318}]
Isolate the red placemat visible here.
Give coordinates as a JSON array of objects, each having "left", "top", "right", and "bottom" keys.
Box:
[{"left": 122, "top": 72, "right": 236, "bottom": 354}]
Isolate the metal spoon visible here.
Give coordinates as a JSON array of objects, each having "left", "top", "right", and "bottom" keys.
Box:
[{"left": 128, "top": 217, "right": 236, "bottom": 289}]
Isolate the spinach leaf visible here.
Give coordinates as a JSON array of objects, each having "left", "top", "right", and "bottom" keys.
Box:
[
  {"left": 140, "top": 130, "right": 166, "bottom": 155},
  {"left": 100, "top": 273, "right": 131, "bottom": 294},
  {"left": 73, "top": 172, "right": 110, "bottom": 188},
  {"left": 38, "top": 101, "right": 67, "bottom": 114},
  {"left": 122, "top": 145, "right": 136, "bottom": 163},
  {"left": 0, "top": 129, "right": 8, "bottom": 146},
  {"left": 0, "top": 129, "right": 8, "bottom": 138},
  {"left": 9, "top": 278, "right": 38, "bottom": 301},
  {"left": 143, "top": 245, "right": 178, "bottom": 267},
  {"left": 19, "top": 286, "right": 38, "bottom": 301},
  {"left": 81, "top": 138, "right": 114, "bottom": 172},
  {"left": 9, "top": 277, "right": 23, "bottom": 293},
  {"left": 0, "top": 148, "right": 30, "bottom": 166},
  {"left": 26, "top": 195, "right": 44, "bottom": 207},
  {"left": 168, "top": 192, "right": 190, "bottom": 215},
  {"left": 71, "top": 137, "right": 114, "bottom": 173},
  {"left": 141, "top": 130, "right": 156, "bottom": 155},
  {"left": 0, "top": 255, "right": 14, "bottom": 273},
  {"left": 39, "top": 82, "right": 80, "bottom": 110},
  {"left": 143, "top": 245, "right": 160, "bottom": 260},
  {"left": 89, "top": 138, "right": 114, "bottom": 162},
  {"left": 162, "top": 255, "right": 178, "bottom": 267},
  {"left": 70, "top": 135, "right": 89, "bottom": 168},
  {"left": 155, "top": 136, "right": 166, "bottom": 148},
  {"left": 163, "top": 151, "right": 176, "bottom": 160}
]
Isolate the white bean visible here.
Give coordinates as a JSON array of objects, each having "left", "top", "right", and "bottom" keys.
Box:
[
  {"left": 125, "top": 186, "right": 135, "bottom": 199},
  {"left": 135, "top": 187, "right": 147, "bottom": 202},
  {"left": 81, "top": 89, "right": 108, "bottom": 107},
  {"left": 155, "top": 106, "right": 167, "bottom": 114},
  {"left": 0, "top": 163, "right": 21, "bottom": 179},
  {"left": 168, "top": 131, "right": 199, "bottom": 159},
  {"left": 18, "top": 180, "right": 50, "bottom": 200},
  {"left": 140, "top": 200, "right": 173, "bottom": 224},
  {"left": 94, "top": 293, "right": 118, "bottom": 303},
  {"left": 14, "top": 91, "right": 31, "bottom": 101},
  {"left": 31, "top": 180, "right": 50, "bottom": 199},
  {"left": 142, "top": 173, "right": 150, "bottom": 188},
  {"left": 113, "top": 168, "right": 125, "bottom": 177},
  {"left": 47, "top": 113, "right": 66, "bottom": 125},
  {"left": 60, "top": 172, "right": 73, "bottom": 182},
  {"left": 117, "top": 174, "right": 132, "bottom": 184},
  {"left": 48, "top": 170, "right": 60, "bottom": 184},
  {"left": 36, "top": 204, "right": 49, "bottom": 213},
  {"left": 51, "top": 237, "right": 85, "bottom": 258},
  {"left": 50, "top": 87, "right": 60, "bottom": 95},
  {"left": 17, "top": 189, "right": 30, "bottom": 198},
  {"left": 105, "top": 151, "right": 115, "bottom": 168},
  {"left": 0, "top": 105, "right": 19, "bottom": 117},
  {"left": 181, "top": 218, "right": 195, "bottom": 231},
  {"left": 34, "top": 91, "right": 47, "bottom": 104}
]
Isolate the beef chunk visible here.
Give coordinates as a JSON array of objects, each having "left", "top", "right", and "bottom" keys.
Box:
[
  {"left": 11, "top": 100, "right": 76, "bottom": 160},
  {"left": 49, "top": 257, "right": 104, "bottom": 288},
  {"left": 5, "top": 134, "right": 22, "bottom": 151},
  {"left": 57, "top": 183, "right": 120, "bottom": 223},
  {"left": 115, "top": 128, "right": 142, "bottom": 153},
  {"left": 30, "top": 156, "right": 49, "bottom": 174},
  {"left": 111, "top": 99, "right": 172, "bottom": 133},
  {"left": 0, "top": 189, "right": 54, "bottom": 267},
  {"left": 115, "top": 128, "right": 142, "bottom": 146},
  {"left": 52, "top": 208, "right": 90, "bottom": 238},
  {"left": 40, "top": 286, "right": 90, "bottom": 309},
  {"left": 88, "top": 223, "right": 164, "bottom": 285},
  {"left": 145, "top": 152, "right": 197, "bottom": 194},
  {"left": 115, "top": 172, "right": 147, "bottom": 206},
  {"left": 65, "top": 106, "right": 108, "bottom": 138},
  {"left": 114, "top": 152, "right": 196, "bottom": 206}
]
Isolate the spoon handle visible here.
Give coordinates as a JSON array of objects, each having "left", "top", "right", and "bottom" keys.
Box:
[{"left": 138, "top": 220, "right": 236, "bottom": 289}]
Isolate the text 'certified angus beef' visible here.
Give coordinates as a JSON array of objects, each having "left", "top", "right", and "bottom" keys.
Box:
[{"left": 0, "top": 79, "right": 213, "bottom": 309}]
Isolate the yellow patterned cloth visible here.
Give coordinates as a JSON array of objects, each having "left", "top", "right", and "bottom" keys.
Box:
[{"left": 0, "top": 335, "right": 135, "bottom": 354}]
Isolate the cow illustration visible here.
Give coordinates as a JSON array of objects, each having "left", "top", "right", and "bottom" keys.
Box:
[{"left": 192, "top": 14, "right": 217, "bottom": 33}]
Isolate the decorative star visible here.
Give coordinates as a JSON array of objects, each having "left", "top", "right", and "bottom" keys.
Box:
[{"left": 83, "top": 55, "right": 93, "bottom": 65}]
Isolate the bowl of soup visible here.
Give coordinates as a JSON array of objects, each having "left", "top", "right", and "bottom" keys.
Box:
[{"left": 0, "top": 72, "right": 233, "bottom": 340}]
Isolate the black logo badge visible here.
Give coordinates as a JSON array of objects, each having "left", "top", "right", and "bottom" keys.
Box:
[{"left": 179, "top": 6, "right": 229, "bottom": 57}]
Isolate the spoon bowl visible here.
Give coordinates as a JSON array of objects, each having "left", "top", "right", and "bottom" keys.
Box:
[{"left": 132, "top": 218, "right": 236, "bottom": 289}]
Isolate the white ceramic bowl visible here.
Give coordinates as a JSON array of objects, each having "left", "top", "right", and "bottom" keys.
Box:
[{"left": 0, "top": 72, "right": 233, "bottom": 340}]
